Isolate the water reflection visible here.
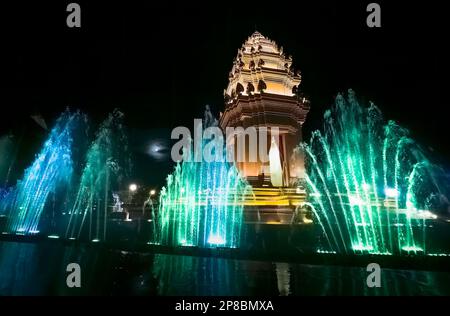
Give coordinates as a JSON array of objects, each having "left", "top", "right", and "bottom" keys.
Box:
[
  {"left": 1, "top": 241, "right": 450, "bottom": 296},
  {"left": 275, "top": 263, "right": 290, "bottom": 296}
]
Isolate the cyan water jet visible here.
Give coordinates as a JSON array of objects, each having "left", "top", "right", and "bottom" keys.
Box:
[
  {"left": 1, "top": 110, "right": 85, "bottom": 234},
  {"left": 157, "top": 155, "right": 250, "bottom": 248},
  {"left": 157, "top": 112, "right": 251, "bottom": 249},
  {"left": 65, "top": 110, "right": 130, "bottom": 241},
  {"left": 301, "top": 90, "right": 448, "bottom": 255}
]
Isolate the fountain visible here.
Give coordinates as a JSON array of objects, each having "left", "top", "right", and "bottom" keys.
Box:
[
  {"left": 156, "top": 106, "right": 250, "bottom": 248},
  {"left": 301, "top": 90, "right": 449, "bottom": 255},
  {"left": 0, "top": 110, "right": 86, "bottom": 235},
  {"left": 65, "top": 110, "right": 130, "bottom": 241},
  {"left": 156, "top": 153, "right": 250, "bottom": 248}
]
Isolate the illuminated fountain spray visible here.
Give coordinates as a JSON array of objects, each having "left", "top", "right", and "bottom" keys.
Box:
[
  {"left": 65, "top": 110, "right": 130, "bottom": 241},
  {"left": 302, "top": 90, "right": 446, "bottom": 255},
  {"left": 0, "top": 187, "right": 15, "bottom": 218},
  {"left": 1, "top": 111, "right": 85, "bottom": 234},
  {"left": 157, "top": 106, "right": 250, "bottom": 248},
  {"left": 157, "top": 157, "right": 249, "bottom": 248}
]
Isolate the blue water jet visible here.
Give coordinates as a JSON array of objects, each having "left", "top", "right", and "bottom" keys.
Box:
[{"left": 1, "top": 111, "right": 85, "bottom": 234}]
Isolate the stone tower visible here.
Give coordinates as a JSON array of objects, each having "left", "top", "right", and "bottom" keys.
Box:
[{"left": 219, "top": 31, "right": 310, "bottom": 187}]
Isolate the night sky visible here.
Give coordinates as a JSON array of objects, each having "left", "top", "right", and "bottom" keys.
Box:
[{"left": 2, "top": 1, "right": 449, "bottom": 187}]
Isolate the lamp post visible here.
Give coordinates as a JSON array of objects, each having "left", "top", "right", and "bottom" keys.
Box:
[
  {"left": 128, "top": 183, "right": 138, "bottom": 204},
  {"left": 143, "top": 189, "right": 157, "bottom": 217}
]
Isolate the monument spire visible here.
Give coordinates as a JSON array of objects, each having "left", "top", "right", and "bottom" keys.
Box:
[{"left": 219, "top": 32, "right": 310, "bottom": 187}]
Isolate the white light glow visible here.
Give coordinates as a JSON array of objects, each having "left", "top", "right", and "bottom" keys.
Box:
[
  {"left": 349, "top": 195, "right": 365, "bottom": 206},
  {"left": 384, "top": 187, "right": 399, "bottom": 198},
  {"left": 207, "top": 234, "right": 225, "bottom": 245}
]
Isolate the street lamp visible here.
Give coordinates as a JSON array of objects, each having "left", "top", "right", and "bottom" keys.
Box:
[
  {"left": 150, "top": 189, "right": 156, "bottom": 196},
  {"left": 128, "top": 183, "right": 138, "bottom": 205},
  {"left": 129, "top": 183, "right": 137, "bottom": 192}
]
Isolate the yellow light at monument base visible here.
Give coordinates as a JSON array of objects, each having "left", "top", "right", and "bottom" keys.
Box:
[{"left": 266, "top": 221, "right": 283, "bottom": 225}]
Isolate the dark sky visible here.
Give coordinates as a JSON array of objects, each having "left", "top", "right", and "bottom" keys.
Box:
[{"left": 1, "top": 1, "right": 449, "bottom": 187}]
